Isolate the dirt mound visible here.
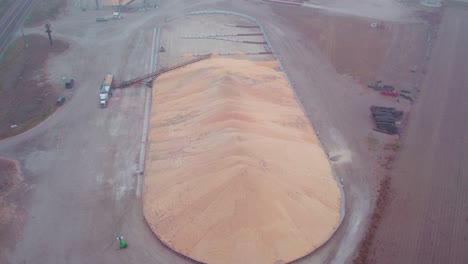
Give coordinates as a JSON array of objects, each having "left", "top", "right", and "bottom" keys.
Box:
[{"left": 143, "top": 58, "right": 342, "bottom": 263}]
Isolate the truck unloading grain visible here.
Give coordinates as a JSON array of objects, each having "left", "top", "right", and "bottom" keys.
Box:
[{"left": 99, "top": 73, "right": 114, "bottom": 108}]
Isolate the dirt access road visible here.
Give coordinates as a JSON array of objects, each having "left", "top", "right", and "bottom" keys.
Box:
[{"left": 370, "top": 6, "right": 468, "bottom": 264}]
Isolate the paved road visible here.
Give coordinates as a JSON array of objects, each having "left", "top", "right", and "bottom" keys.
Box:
[
  {"left": 371, "top": 7, "right": 468, "bottom": 264},
  {"left": 0, "top": 0, "right": 34, "bottom": 56}
]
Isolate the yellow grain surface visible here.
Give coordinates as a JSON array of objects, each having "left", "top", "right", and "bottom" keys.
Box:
[{"left": 144, "top": 58, "right": 341, "bottom": 264}]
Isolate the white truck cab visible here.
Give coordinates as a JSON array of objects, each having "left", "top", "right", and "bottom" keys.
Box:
[{"left": 100, "top": 73, "right": 114, "bottom": 108}]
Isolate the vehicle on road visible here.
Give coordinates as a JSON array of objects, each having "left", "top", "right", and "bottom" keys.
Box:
[
  {"left": 100, "top": 73, "right": 114, "bottom": 108},
  {"left": 56, "top": 96, "right": 66, "bottom": 106}
]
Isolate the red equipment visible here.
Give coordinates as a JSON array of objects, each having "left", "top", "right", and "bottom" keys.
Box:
[{"left": 381, "top": 90, "right": 399, "bottom": 97}]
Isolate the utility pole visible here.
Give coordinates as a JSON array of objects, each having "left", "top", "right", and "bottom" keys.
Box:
[
  {"left": 20, "top": 26, "right": 28, "bottom": 49},
  {"left": 45, "top": 23, "right": 53, "bottom": 46}
]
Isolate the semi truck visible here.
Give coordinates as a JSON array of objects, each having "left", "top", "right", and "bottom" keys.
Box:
[{"left": 100, "top": 73, "right": 114, "bottom": 108}]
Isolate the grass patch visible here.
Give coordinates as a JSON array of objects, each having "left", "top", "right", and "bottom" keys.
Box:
[
  {"left": 353, "top": 175, "right": 392, "bottom": 264},
  {"left": 391, "top": 139, "right": 401, "bottom": 150},
  {"left": 0, "top": 34, "right": 68, "bottom": 140},
  {"left": 385, "top": 139, "right": 401, "bottom": 152},
  {"left": 0, "top": 0, "right": 15, "bottom": 19},
  {"left": 367, "top": 135, "right": 379, "bottom": 151},
  {"left": 3, "top": 41, "right": 20, "bottom": 58},
  {"left": 39, "top": 111, "right": 49, "bottom": 121},
  {"left": 25, "top": 0, "right": 66, "bottom": 26}
]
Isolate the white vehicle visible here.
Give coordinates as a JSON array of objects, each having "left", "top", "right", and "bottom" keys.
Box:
[{"left": 100, "top": 73, "right": 114, "bottom": 108}]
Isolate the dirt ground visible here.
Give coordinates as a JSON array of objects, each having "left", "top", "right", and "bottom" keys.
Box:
[
  {"left": 158, "top": 14, "right": 271, "bottom": 68},
  {"left": 0, "top": 34, "right": 69, "bottom": 140},
  {"left": 368, "top": 6, "right": 468, "bottom": 264},
  {"left": 303, "top": 0, "right": 418, "bottom": 21},
  {"left": 0, "top": 0, "right": 466, "bottom": 263},
  {"left": 0, "top": 158, "right": 27, "bottom": 261},
  {"left": 239, "top": 3, "right": 426, "bottom": 263},
  {"left": 271, "top": 7, "right": 428, "bottom": 87}
]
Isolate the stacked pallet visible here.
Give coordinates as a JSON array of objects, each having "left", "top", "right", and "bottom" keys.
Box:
[{"left": 370, "top": 106, "right": 403, "bottom": 135}]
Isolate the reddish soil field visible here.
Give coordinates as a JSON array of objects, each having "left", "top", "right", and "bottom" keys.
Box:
[
  {"left": 0, "top": 34, "right": 68, "bottom": 139},
  {"left": 276, "top": 8, "right": 427, "bottom": 87},
  {"left": 368, "top": 7, "right": 468, "bottom": 264},
  {"left": 0, "top": 158, "right": 19, "bottom": 195},
  {"left": 0, "top": 158, "right": 27, "bottom": 261}
]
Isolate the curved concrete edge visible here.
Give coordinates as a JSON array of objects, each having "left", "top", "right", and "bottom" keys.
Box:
[
  {"left": 139, "top": 10, "right": 346, "bottom": 262},
  {"left": 185, "top": 9, "right": 346, "bottom": 259},
  {"left": 141, "top": 214, "right": 205, "bottom": 263}
]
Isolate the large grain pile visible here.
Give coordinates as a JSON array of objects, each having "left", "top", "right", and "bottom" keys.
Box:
[{"left": 143, "top": 58, "right": 342, "bottom": 264}]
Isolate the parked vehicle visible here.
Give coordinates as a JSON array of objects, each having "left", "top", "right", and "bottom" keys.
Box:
[
  {"left": 65, "top": 78, "right": 74, "bottom": 89},
  {"left": 100, "top": 73, "right": 114, "bottom": 108},
  {"left": 56, "top": 96, "right": 66, "bottom": 106}
]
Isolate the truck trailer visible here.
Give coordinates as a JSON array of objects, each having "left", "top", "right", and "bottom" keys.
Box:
[{"left": 100, "top": 73, "right": 114, "bottom": 108}]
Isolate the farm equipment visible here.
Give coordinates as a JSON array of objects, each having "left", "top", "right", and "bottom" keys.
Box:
[
  {"left": 400, "top": 93, "right": 414, "bottom": 102},
  {"left": 381, "top": 90, "right": 399, "bottom": 97},
  {"left": 371, "top": 22, "right": 385, "bottom": 29},
  {"left": 114, "top": 54, "right": 212, "bottom": 89},
  {"left": 97, "top": 55, "right": 212, "bottom": 109},
  {"left": 368, "top": 81, "right": 395, "bottom": 92}
]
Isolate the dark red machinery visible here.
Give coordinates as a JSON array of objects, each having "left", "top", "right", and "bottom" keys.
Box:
[{"left": 381, "top": 90, "right": 399, "bottom": 97}]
